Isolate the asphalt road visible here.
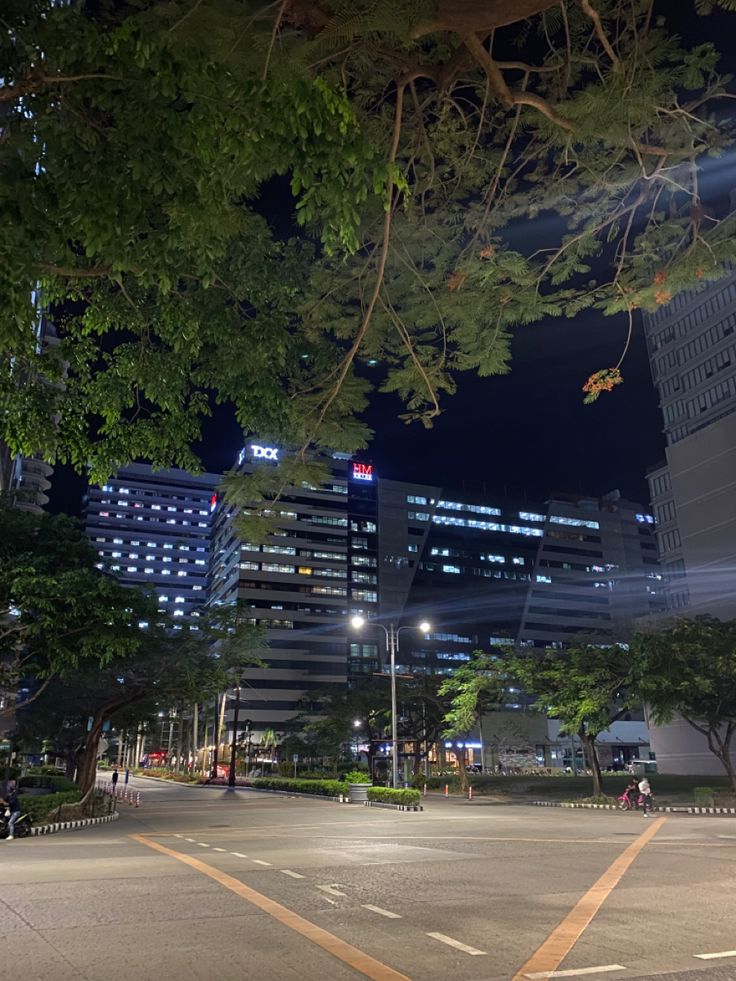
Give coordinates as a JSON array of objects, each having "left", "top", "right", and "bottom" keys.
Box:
[{"left": 2, "top": 775, "right": 736, "bottom": 981}]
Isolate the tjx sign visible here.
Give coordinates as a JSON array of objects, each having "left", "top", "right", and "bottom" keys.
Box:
[{"left": 238, "top": 444, "right": 279, "bottom": 465}]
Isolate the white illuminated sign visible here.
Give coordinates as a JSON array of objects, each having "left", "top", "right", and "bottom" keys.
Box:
[
  {"left": 237, "top": 444, "right": 280, "bottom": 465},
  {"left": 251, "top": 444, "right": 279, "bottom": 460}
]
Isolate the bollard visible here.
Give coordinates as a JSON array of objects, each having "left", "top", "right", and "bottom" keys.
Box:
[
  {"left": 135, "top": 792, "right": 140, "bottom": 808},
  {"left": 423, "top": 783, "right": 427, "bottom": 797},
  {"left": 444, "top": 783, "right": 449, "bottom": 797},
  {"left": 468, "top": 785, "right": 473, "bottom": 800}
]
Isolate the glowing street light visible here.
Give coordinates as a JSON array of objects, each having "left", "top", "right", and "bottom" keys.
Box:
[{"left": 350, "top": 617, "right": 432, "bottom": 789}]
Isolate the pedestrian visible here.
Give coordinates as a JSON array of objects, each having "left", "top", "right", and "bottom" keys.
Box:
[
  {"left": 638, "top": 775, "right": 653, "bottom": 816},
  {"left": 111, "top": 766, "right": 119, "bottom": 795},
  {"left": 2, "top": 781, "right": 22, "bottom": 841},
  {"left": 124, "top": 768, "right": 130, "bottom": 786}
]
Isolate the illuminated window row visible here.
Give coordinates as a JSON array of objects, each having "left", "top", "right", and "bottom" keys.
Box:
[
  {"left": 549, "top": 515, "right": 600, "bottom": 530},
  {"left": 430, "top": 515, "right": 544, "bottom": 536}
]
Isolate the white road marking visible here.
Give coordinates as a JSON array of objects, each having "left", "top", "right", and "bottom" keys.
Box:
[
  {"left": 427, "top": 932, "right": 486, "bottom": 956},
  {"left": 694, "top": 951, "right": 736, "bottom": 960},
  {"left": 253, "top": 859, "right": 272, "bottom": 866},
  {"left": 198, "top": 843, "right": 210, "bottom": 848},
  {"left": 212, "top": 847, "right": 226, "bottom": 852},
  {"left": 281, "top": 870, "right": 305, "bottom": 879},
  {"left": 524, "top": 967, "right": 627, "bottom": 979},
  {"left": 317, "top": 884, "right": 347, "bottom": 897},
  {"left": 362, "top": 905, "right": 402, "bottom": 919},
  {"left": 231, "top": 852, "right": 249, "bottom": 858},
  {"left": 185, "top": 838, "right": 196, "bottom": 843},
  {"left": 173, "top": 834, "right": 183, "bottom": 838}
]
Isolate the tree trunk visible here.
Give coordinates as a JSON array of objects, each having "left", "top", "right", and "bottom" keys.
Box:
[
  {"left": 579, "top": 730, "right": 603, "bottom": 797},
  {"left": 77, "top": 713, "right": 107, "bottom": 794},
  {"left": 457, "top": 743, "right": 468, "bottom": 793}
]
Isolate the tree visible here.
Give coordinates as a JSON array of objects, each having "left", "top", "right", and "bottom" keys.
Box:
[
  {"left": 395, "top": 676, "right": 447, "bottom": 777},
  {"left": 18, "top": 604, "right": 262, "bottom": 794},
  {"left": 0, "top": 508, "right": 151, "bottom": 718},
  {"left": 631, "top": 616, "right": 736, "bottom": 791},
  {"left": 439, "top": 650, "right": 510, "bottom": 792},
  {"left": 2, "top": 1, "right": 735, "bottom": 498},
  {"left": 295, "top": 680, "right": 391, "bottom": 777},
  {"left": 511, "top": 643, "right": 634, "bottom": 796}
]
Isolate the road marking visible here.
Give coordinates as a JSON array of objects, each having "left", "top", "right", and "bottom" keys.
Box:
[
  {"left": 253, "top": 859, "right": 272, "bottom": 866},
  {"left": 525, "top": 966, "right": 627, "bottom": 979},
  {"left": 317, "top": 884, "right": 347, "bottom": 897},
  {"left": 427, "top": 932, "right": 486, "bottom": 956},
  {"left": 185, "top": 838, "right": 196, "bottom": 843},
  {"left": 130, "top": 835, "right": 410, "bottom": 981},
  {"left": 512, "top": 817, "right": 666, "bottom": 981},
  {"left": 173, "top": 834, "right": 183, "bottom": 838},
  {"left": 231, "top": 852, "right": 248, "bottom": 858},
  {"left": 198, "top": 842, "right": 210, "bottom": 847},
  {"left": 281, "top": 870, "right": 305, "bottom": 879},
  {"left": 694, "top": 951, "right": 736, "bottom": 960},
  {"left": 363, "top": 905, "right": 402, "bottom": 919},
  {"left": 212, "top": 847, "right": 227, "bottom": 852}
]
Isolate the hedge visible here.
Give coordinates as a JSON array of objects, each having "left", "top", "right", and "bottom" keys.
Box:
[
  {"left": 19, "top": 790, "right": 83, "bottom": 823},
  {"left": 250, "top": 777, "right": 344, "bottom": 797},
  {"left": 367, "top": 787, "right": 421, "bottom": 806},
  {"left": 20, "top": 774, "right": 78, "bottom": 793}
]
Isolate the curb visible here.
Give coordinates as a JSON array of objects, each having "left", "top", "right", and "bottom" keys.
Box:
[
  {"left": 529, "top": 800, "right": 736, "bottom": 815},
  {"left": 31, "top": 812, "right": 120, "bottom": 837},
  {"left": 364, "top": 801, "right": 423, "bottom": 812}
]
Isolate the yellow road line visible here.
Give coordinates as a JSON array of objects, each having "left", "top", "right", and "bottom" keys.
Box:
[
  {"left": 512, "top": 816, "right": 667, "bottom": 981},
  {"left": 130, "top": 834, "right": 410, "bottom": 981}
]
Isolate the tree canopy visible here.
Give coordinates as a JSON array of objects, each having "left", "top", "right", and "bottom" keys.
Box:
[
  {"left": 512, "top": 642, "right": 633, "bottom": 795},
  {"left": 0, "top": 508, "right": 150, "bottom": 718},
  {"left": 2, "top": 0, "right": 735, "bottom": 498},
  {"left": 631, "top": 616, "right": 736, "bottom": 790}
]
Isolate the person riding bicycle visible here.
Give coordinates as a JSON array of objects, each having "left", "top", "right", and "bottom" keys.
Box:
[
  {"left": 1, "top": 781, "right": 22, "bottom": 840},
  {"left": 638, "top": 776, "right": 654, "bottom": 817},
  {"left": 621, "top": 777, "right": 638, "bottom": 807}
]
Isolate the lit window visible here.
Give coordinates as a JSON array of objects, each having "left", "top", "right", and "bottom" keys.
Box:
[
  {"left": 151, "top": 504, "right": 161, "bottom": 510},
  {"left": 126, "top": 566, "right": 137, "bottom": 573},
  {"left": 177, "top": 570, "right": 186, "bottom": 576},
  {"left": 195, "top": 559, "right": 206, "bottom": 566},
  {"left": 174, "top": 597, "right": 185, "bottom": 603},
  {"left": 163, "top": 544, "right": 173, "bottom": 550},
  {"left": 163, "top": 557, "right": 172, "bottom": 563},
  {"left": 549, "top": 515, "right": 600, "bottom": 530},
  {"left": 173, "top": 610, "right": 184, "bottom": 617},
  {"left": 535, "top": 574, "right": 552, "bottom": 584},
  {"left": 519, "top": 511, "right": 546, "bottom": 522},
  {"left": 161, "top": 570, "right": 170, "bottom": 576},
  {"left": 113, "top": 538, "right": 123, "bottom": 545},
  {"left": 512, "top": 557, "right": 525, "bottom": 566},
  {"left": 111, "top": 551, "right": 122, "bottom": 558},
  {"left": 299, "top": 567, "right": 313, "bottom": 575},
  {"left": 442, "top": 565, "right": 462, "bottom": 574}
]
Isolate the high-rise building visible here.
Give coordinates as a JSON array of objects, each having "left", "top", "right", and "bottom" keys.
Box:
[
  {"left": 643, "top": 270, "right": 736, "bottom": 616},
  {"left": 208, "top": 443, "right": 379, "bottom": 734},
  {"left": 84, "top": 464, "right": 219, "bottom": 622},
  {"left": 642, "top": 270, "right": 736, "bottom": 773}
]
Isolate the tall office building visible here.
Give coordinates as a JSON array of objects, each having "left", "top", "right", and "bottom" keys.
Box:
[
  {"left": 374, "top": 483, "right": 659, "bottom": 676},
  {"left": 518, "top": 491, "right": 663, "bottom": 647},
  {"left": 644, "top": 270, "right": 736, "bottom": 616},
  {"left": 208, "top": 443, "right": 379, "bottom": 735},
  {"left": 642, "top": 270, "right": 736, "bottom": 773},
  {"left": 84, "top": 464, "right": 220, "bottom": 621}
]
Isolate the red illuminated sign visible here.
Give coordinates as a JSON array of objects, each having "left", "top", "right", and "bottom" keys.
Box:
[
  {"left": 210, "top": 493, "right": 218, "bottom": 512},
  {"left": 352, "top": 462, "right": 374, "bottom": 482}
]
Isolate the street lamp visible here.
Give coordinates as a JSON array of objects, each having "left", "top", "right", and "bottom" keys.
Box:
[
  {"left": 227, "top": 686, "right": 241, "bottom": 789},
  {"left": 350, "top": 616, "right": 431, "bottom": 789}
]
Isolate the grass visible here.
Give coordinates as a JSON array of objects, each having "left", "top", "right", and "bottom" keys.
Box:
[{"left": 429, "top": 773, "right": 734, "bottom": 805}]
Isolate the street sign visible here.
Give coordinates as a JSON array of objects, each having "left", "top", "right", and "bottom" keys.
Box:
[{"left": 292, "top": 754, "right": 299, "bottom": 762}]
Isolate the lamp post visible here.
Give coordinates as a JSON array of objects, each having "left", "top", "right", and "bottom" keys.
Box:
[
  {"left": 350, "top": 616, "right": 431, "bottom": 789},
  {"left": 227, "top": 687, "right": 241, "bottom": 789},
  {"left": 243, "top": 720, "right": 252, "bottom": 779}
]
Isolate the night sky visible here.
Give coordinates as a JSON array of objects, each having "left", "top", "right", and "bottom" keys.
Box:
[{"left": 47, "top": 5, "right": 736, "bottom": 519}]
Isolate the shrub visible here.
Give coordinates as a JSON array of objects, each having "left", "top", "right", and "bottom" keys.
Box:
[
  {"left": 694, "top": 787, "right": 716, "bottom": 807},
  {"left": 343, "top": 770, "right": 371, "bottom": 784},
  {"left": 19, "top": 774, "right": 77, "bottom": 793},
  {"left": 20, "top": 790, "right": 82, "bottom": 823},
  {"left": 367, "top": 787, "right": 421, "bottom": 806},
  {"left": 251, "top": 777, "right": 344, "bottom": 797}
]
